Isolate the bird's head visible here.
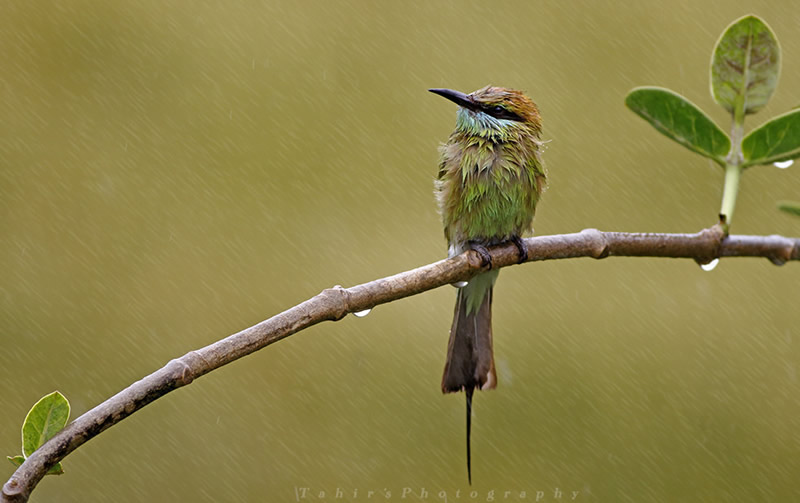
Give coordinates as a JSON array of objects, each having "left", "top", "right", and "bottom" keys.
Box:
[{"left": 429, "top": 85, "right": 542, "bottom": 136}]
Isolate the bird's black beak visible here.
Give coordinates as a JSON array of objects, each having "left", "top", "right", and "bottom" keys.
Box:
[{"left": 429, "top": 88, "right": 476, "bottom": 111}]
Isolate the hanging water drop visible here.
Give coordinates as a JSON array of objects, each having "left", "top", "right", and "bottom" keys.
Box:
[
  {"left": 353, "top": 309, "right": 372, "bottom": 318},
  {"left": 774, "top": 160, "right": 794, "bottom": 169},
  {"left": 452, "top": 281, "right": 469, "bottom": 288},
  {"left": 700, "top": 258, "right": 719, "bottom": 271},
  {"left": 768, "top": 256, "right": 787, "bottom": 266}
]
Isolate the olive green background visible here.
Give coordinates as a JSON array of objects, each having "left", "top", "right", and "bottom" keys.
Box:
[{"left": 2, "top": 1, "right": 799, "bottom": 501}]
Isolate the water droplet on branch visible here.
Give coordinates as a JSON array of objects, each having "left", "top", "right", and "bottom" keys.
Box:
[
  {"left": 452, "top": 281, "right": 469, "bottom": 288},
  {"left": 768, "top": 256, "right": 787, "bottom": 266},
  {"left": 774, "top": 160, "right": 794, "bottom": 169},
  {"left": 700, "top": 258, "right": 719, "bottom": 271},
  {"left": 353, "top": 309, "right": 372, "bottom": 318}
]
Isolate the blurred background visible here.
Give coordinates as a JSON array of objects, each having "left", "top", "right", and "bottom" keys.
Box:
[{"left": 2, "top": 1, "right": 799, "bottom": 501}]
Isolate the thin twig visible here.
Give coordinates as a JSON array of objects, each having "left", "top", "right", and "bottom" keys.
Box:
[{"left": 3, "top": 227, "right": 798, "bottom": 502}]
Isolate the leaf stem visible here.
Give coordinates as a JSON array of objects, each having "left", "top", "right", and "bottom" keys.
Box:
[
  {"left": 720, "top": 96, "right": 746, "bottom": 229},
  {"left": 720, "top": 163, "right": 742, "bottom": 226}
]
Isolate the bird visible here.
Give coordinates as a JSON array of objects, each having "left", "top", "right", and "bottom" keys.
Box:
[{"left": 430, "top": 85, "right": 547, "bottom": 484}]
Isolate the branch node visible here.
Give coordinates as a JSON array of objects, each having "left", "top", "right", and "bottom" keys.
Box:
[
  {"left": 2, "top": 479, "right": 25, "bottom": 503},
  {"left": 169, "top": 351, "right": 209, "bottom": 386},
  {"left": 694, "top": 225, "right": 726, "bottom": 265},
  {"left": 321, "top": 285, "right": 351, "bottom": 321},
  {"left": 766, "top": 234, "right": 791, "bottom": 266},
  {"left": 581, "top": 228, "right": 609, "bottom": 258}
]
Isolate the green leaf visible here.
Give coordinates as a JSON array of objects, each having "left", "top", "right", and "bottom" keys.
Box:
[
  {"left": 21, "top": 391, "right": 70, "bottom": 458},
  {"left": 777, "top": 200, "right": 800, "bottom": 217},
  {"left": 7, "top": 455, "right": 25, "bottom": 468},
  {"left": 47, "top": 462, "right": 64, "bottom": 476},
  {"left": 742, "top": 109, "right": 800, "bottom": 166},
  {"left": 625, "top": 86, "right": 730, "bottom": 165},
  {"left": 7, "top": 456, "right": 64, "bottom": 475},
  {"left": 711, "top": 14, "right": 780, "bottom": 115}
]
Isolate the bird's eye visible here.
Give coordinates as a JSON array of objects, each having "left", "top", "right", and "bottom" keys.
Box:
[{"left": 493, "top": 105, "right": 504, "bottom": 113}]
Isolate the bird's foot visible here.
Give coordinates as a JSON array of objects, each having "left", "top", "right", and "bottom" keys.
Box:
[
  {"left": 467, "top": 242, "right": 493, "bottom": 270},
  {"left": 510, "top": 236, "right": 528, "bottom": 264}
]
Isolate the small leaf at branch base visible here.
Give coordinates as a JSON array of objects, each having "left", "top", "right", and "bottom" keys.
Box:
[
  {"left": 7, "top": 455, "right": 64, "bottom": 475},
  {"left": 777, "top": 201, "right": 800, "bottom": 217},
  {"left": 711, "top": 14, "right": 780, "bottom": 115},
  {"left": 625, "top": 87, "right": 730, "bottom": 165},
  {"left": 21, "top": 391, "right": 71, "bottom": 458},
  {"left": 7, "top": 455, "right": 25, "bottom": 468},
  {"left": 47, "top": 462, "right": 64, "bottom": 476},
  {"left": 742, "top": 109, "right": 800, "bottom": 166}
]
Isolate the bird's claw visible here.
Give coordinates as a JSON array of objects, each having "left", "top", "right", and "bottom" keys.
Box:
[{"left": 468, "top": 242, "right": 493, "bottom": 270}]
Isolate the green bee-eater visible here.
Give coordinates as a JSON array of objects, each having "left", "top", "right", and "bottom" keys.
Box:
[{"left": 430, "top": 85, "right": 546, "bottom": 483}]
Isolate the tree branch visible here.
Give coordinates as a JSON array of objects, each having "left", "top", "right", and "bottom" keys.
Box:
[{"left": 3, "top": 227, "right": 799, "bottom": 502}]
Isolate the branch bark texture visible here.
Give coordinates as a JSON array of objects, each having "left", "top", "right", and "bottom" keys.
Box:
[{"left": 3, "top": 227, "right": 799, "bottom": 502}]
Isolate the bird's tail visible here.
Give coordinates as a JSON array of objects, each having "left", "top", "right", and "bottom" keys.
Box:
[
  {"left": 465, "top": 386, "right": 474, "bottom": 484},
  {"left": 441, "top": 272, "right": 498, "bottom": 483}
]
